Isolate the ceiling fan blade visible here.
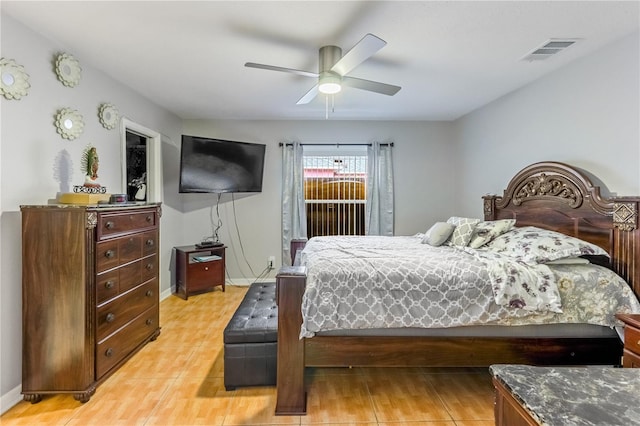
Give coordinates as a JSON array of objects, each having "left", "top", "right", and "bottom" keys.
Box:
[
  {"left": 245, "top": 62, "right": 318, "bottom": 78},
  {"left": 342, "top": 76, "right": 401, "bottom": 96},
  {"left": 296, "top": 84, "right": 319, "bottom": 105},
  {"left": 331, "top": 33, "right": 386, "bottom": 76}
]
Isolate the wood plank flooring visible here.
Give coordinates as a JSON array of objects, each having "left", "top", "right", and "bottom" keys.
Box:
[{"left": 1, "top": 284, "right": 496, "bottom": 425}]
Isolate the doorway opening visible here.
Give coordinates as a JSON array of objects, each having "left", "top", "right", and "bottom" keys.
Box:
[{"left": 120, "top": 119, "right": 162, "bottom": 203}]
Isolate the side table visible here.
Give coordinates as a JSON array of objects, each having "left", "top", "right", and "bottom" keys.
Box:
[
  {"left": 174, "top": 245, "right": 226, "bottom": 299},
  {"left": 616, "top": 313, "right": 640, "bottom": 367}
]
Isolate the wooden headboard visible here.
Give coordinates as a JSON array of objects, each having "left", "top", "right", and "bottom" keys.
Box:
[{"left": 483, "top": 161, "right": 639, "bottom": 299}]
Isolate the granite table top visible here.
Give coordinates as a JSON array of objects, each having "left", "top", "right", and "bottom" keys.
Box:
[{"left": 490, "top": 364, "right": 640, "bottom": 426}]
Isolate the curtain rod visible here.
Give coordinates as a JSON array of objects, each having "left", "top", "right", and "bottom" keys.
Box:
[{"left": 278, "top": 142, "right": 393, "bottom": 147}]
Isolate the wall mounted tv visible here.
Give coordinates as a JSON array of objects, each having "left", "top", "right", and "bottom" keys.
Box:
[{"left": 179, "top": 135, "right": 266, "bottom": 193}]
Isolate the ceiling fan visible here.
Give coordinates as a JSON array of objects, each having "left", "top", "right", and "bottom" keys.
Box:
[{"left": 245, "top": 33, "right": 401, "bottom": 105}]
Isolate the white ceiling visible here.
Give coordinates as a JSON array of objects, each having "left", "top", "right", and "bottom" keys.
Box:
[{"left": 2, "top": 1, "right": 638, "bottom": 121}]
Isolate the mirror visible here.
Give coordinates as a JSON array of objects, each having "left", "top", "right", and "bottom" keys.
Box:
[
  {"left": 54, "top": 53, "right": 82, "bottom": 87},
  {"left": 54, "top": 108, "right": 84, "bottom": 140},
  {"left": 2, "top": 72, "right": 14, "bottom": 86},
  {"left": 98, "top": 103, "right": 119, "bottom": 130},
  {"left": 0, "top": 58, "right": 30, "bottom": 100}
]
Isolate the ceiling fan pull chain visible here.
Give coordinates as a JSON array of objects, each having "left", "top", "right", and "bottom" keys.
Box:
[{"left": 325, "top": 95, "right": 329, "bottom": 120}]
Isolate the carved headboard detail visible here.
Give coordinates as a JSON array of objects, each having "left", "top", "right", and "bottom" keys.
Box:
[
  {"left": 483, "top": 161, "right": 640, "bottom": 299},
  {"left": 513, "top": 172, "right": 582, "bottom": 208}
]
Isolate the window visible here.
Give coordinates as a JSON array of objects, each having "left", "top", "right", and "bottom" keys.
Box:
[{"left": 303, "top": 146, "right": 367, "bottom": 238}]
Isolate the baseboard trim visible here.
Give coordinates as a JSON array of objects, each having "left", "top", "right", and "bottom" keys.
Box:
[{"left": 1, "top": 384, "right": 22, "bottom": 415}]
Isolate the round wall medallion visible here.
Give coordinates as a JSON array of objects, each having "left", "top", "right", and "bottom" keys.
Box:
[
  {"left": 55, "top": 53, "right": 82, "bottom": 87},
  {"left": 0, "top": 58, "right": 31, "bottom": 100},
  {"left": 98, "top": 103, "right": 119, "bottom": 130},
  {"left": 54, "top": 108, "right": 84, "bottom": 140}
]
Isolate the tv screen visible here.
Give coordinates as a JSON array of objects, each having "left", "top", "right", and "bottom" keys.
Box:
[{"left": 179, "top": 135, "right": 266, "bottom": 193}]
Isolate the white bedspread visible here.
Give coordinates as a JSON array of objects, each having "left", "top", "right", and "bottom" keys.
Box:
[{"left": 298, "top": 235, "right": 640, "bottom": 338}]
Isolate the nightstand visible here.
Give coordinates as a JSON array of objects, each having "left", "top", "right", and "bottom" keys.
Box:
[
  {"left": 174, "top": 245, "right": 226, "bottom": 299},
  {"left": 616, "top": 314, "right": 640, "bottom": 368}
]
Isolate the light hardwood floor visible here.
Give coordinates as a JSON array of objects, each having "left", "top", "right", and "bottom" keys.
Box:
[{"left": 1, "top": 284, "right": 496, "bottom": 426}]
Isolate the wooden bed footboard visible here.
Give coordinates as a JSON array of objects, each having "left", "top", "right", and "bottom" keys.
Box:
[
  {"left": 275, "top": 266, "right": 307, "bottom": 415},
  {"left": 275, "top": 268, "right": 622, "bottom": 415}
]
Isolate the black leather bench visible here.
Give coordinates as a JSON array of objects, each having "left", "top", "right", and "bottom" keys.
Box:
[{"left": 223, "top": 282, "right": 277, "bottom": 390}]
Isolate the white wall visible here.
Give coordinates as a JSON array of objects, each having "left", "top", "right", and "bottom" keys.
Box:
[
  {"left": 180, "top": 119, "right": 456, "bottom": 282},
  {"left": 0, "top": 14, "right": 183, "bottom": 411},
  {"left": 454, "top": 31, "right": 640, "bottom": 217}
]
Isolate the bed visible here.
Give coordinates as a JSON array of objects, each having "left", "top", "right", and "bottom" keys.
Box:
[{"left": 274, "top": 161, "right": 640, "bottom": 415}]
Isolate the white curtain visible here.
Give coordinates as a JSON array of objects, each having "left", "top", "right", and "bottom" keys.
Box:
[
  {"left": 365, "top": 142, "right": 394, "bottom": 235},
  {"left": 281, "top": 142, "right": 307, "bottom": 265}
]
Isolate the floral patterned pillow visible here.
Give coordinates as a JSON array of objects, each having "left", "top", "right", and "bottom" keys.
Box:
[
  {"left": 444, "top": 217, "right": 481, "bottom": 247},
  {"left": 484, "top": 226, "right": 609, "bottom": 264},
  {"left": 468, "top": 219, "right": 516, "bottom": 249}
]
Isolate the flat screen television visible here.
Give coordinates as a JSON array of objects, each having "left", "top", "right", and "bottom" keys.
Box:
[{"left": 179, "top": 135, "right": 266, "bottom": 193}]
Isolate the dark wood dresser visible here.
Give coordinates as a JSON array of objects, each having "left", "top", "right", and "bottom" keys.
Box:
[{"left": 20, "top": 203, "right": 162, "bottom": 403}]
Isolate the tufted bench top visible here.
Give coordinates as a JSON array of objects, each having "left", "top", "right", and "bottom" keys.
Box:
[{"left": 224, "top": 282, "right": 277, "bottom": 344}]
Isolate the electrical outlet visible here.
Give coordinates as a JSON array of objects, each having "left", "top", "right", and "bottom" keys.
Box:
[{"left": 268, "top": 256, "right": 275, "bottom": 270}]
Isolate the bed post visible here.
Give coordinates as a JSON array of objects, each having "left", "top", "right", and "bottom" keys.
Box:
[
  {"left": 275, "top": 266, "right": 307, "bottom": 415},
  {"left": 611, "top": 198, "right": 640, "bottom": 298}
]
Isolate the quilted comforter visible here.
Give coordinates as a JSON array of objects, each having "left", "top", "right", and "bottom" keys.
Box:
[{"left": 298, "top": 235, "right": 640, "bottom": 338}]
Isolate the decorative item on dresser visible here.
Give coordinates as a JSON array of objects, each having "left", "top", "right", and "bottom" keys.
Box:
[
  {"left": 20, "top": 203, "right": 161, "bottom": 403},
  {"left": 173, "top": 244, "right": 226, "bottom": 299},
  {"left": 616, "top": 314, "right": 640, "bottom": 368}
]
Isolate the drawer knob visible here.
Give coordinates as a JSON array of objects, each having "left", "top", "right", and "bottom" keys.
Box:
[
  {"left": 105, "top": 250, "right": 115, "bottom": 259},
  {"left": 105, "top": 221, "right": 115, "bottom": 230},
  {"left": 146, "top": 215, "right": 153, "bottom": 223},
  {"left": 146, "top": 319, "right": 153, "bottom": 326},
  {"left": 105, "top": 280, "right": 115, "bottom": 289},
  {"left": 146, "top": 263, "right": 153, "bottom": 271},
  {"left": 105, "top": 348, "right": 114, "bottom": 357},
  {"left": 146, "top": 239, "right": 154, "bottom": 247},
  {"left": 205, "top": 266, "right": 209, "bottom": 271},
  {"left": 105, "top": 313, "right": 115, "bottom": 323},
  {"left": 146, "top": 290, "right": 153, "bottom": 297}
]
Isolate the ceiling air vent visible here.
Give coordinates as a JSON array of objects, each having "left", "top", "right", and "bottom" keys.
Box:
[{"left": 521, "top": 38, "right": 580, "bottom": 62}]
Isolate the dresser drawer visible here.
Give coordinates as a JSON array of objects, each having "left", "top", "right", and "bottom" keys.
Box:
[
  {"left": 187, "top": 259, "right": 223, "bottom": 286},
  {"left": 96, "top": 235, "right": 144, "bottom": 273},
  {"left": 624, "top": 325, "right": 640, "bottom": 358},
  {"left": 141, "top": 254, "right": 157, "bottom": 284},
  {"left": 142, "top": 230, "right": 158, "bottom": 257},
  {"left": 96, "top": 279, "right": 158, "bottom": 341},
  {"left": 97, "top": 210, "right": 157, "bottom": 240},
  {"left": 623, "top": 349, "right": 640, "bottom": 368},
  {"left": 96, "top": 305, "right": 159, "bottom": 378},
  {"left": 96, "top": 270, "right": 119, "bottom": 304}
]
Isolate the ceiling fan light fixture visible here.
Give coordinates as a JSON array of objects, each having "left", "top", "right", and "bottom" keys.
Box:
[{"left": 318, "top": 72, "right": 341, "bottom": 95}]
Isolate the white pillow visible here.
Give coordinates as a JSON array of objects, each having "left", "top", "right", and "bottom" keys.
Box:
[
  {"left": 445, "top": 217, "right": 481, "bottom": 247},
  {"left": 484, "top": 226, "right": 609, "bottom": 264},
  {"left": 468, "top": 219, "right": 516, "bottom": 249},
  {"left": 422, "top": 222, "right": 455, "bottom": 246}
]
